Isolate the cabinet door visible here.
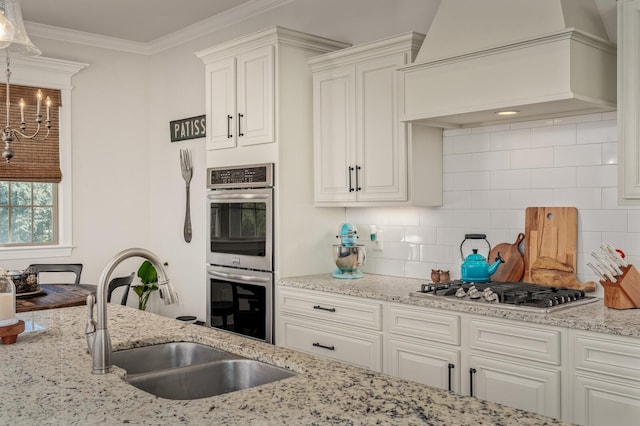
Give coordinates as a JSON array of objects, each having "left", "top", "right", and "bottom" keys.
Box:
[
  {"left": 313, "top": 66, "right": 357, "bottom": 203},
  {"left": 206, "top": 58, "right": 236, "bottom": 150},
  {"left": 236, "top": 45, "right": 274, "bottom": 146},
  {"left": 467, "top": 354, "right": 561, "bottom": 419},
  {"left": 386, "top": 336, "right": 460, "bottom": 393},
  {"left": 618, "top": 0, "right": 640, "bottom": 203},
  {"left": 573, "top": 374, "right": 640, "bottom": 426},
  {"left": 355, "top": 54, "right": 407, "bottom": 202}
]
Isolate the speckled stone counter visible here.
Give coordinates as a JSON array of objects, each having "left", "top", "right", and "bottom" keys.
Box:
[
  {"left": 0, "top": 305, "right": 566, "bottom": 425},
  {"left": 278, "top": 274, "right": 640, "bottom": 338}
]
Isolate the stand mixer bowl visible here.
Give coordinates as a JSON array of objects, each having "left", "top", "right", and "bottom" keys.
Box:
[{"left": 332, "top": 244, "right": 366, "bottom": 279}]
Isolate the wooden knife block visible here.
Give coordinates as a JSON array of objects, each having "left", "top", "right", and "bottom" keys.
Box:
[{"left": 600, "top": 264, "right": 640, "bottom": 309}]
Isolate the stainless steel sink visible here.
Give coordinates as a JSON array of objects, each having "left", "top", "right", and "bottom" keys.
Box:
[
  {"left": 126, "top": 359, "right": 297, "bottom": 400},
  {"left": 111, "top": 342, "right": 241, "bottom": 375},
  {"left": 111, "top": 342, "right": 296, "bottom": 400}
]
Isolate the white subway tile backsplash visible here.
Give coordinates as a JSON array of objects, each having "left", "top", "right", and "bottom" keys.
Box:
[
  {"left": 554, "top": 144, "right": 601, "bottom": 167},
  {"left": 576, "top": 165, "right": 616, "bottom": 188},
  {"left": 531, "top": 124, "right": 576, "bottom": 147},
  {"left": 601, "top": 187, "right": 619, "bottom": 209},
  {"left": 442, "top": 190, "right": 473, "bottom": 209},
  {"left": 404, "top": 227, "right": 437, "bottom": 244},
  {"left": 509, "top": 189, "right": 554, "bottom": 209},
  {"left": 444, "top": 153, "right": 473, "bottom": 173},
  {"left": 602, "top": 142, "right": 617, "bottom": 165},
  {"left": 531, "top": 167, "right": 576, "bottom": 189},
  {"left": 579, "top": 210, "right": 628, "bottom": 232},
  {"left": 470, "top": 151, "right": 511, "bottom": 171},
  {"left": 448, "top": 171, "right": 492, "bottom": 190},
  {"left": 374, "top": 259, "right": 405, "bottom": 277},
  {"left": 470, "top": 190, "right": 511, "bottom": 210},
  {"left": 553, "top": 188, "right": 602, "bottom": 209},
  {"left": 346, "top": 114, "right": 635, "bottom": 287},
  {"left": 577, "top": 120, "right": 617, "bottom": 144},
  {"left": 452, "top": 132, "right": 491, "bottom": 153},
  {"left": 490, "top": 128, "right": 531, "bottom": 151},
  {"left": 510, "top": 147, "right": 554, "bottom": 169},
  {"left": 490, "top": 169, "right": 531, "bottom": 189}
]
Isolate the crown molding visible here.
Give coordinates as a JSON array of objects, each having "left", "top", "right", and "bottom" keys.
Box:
[{"left": 24, "top": 0, "right": 297, "bottom": 56}]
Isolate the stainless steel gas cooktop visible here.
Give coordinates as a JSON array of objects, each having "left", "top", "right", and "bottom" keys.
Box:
[{"left": 411, "top": 280, "right": 599, "bottom": 313}]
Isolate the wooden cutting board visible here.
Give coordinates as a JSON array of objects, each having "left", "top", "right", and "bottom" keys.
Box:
[
  {"left": 489, "top": 233, "right": 525, "bottom": 282},
  {"left": 524, "top": 207, "right": 578, "bottom": 282}
]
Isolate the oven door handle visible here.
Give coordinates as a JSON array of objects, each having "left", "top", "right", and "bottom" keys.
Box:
[
  {"left": 208, "top": 193, "right": 270, "bottom": 201},
  {"left": 207, "top": 269, "right": 271, "bottom": 284}
]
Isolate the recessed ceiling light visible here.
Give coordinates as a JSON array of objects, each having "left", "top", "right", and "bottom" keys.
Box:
[{"left": 495, "top": 110, "right": 520, "bottom": 116}]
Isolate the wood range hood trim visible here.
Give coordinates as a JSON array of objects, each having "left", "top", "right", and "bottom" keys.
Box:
[{"left": 398, "top": 2, "right": 617, "bottom": 128}]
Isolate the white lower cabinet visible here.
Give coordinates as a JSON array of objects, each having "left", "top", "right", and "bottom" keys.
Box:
[
  {"left": 276, "top": 287, "right": 383, "bottom": 371},
  {"left": 462, "top": 316, "right": 565, "bottom": 420},
  {"left": 276, "top": 286, "right": 639, "bottom": 424},
  {"left": 570, "top": 330, "right": 640, "bottom": 426},
  {"left": 384, "top": 303, "right": 461, "bottom": 392}
]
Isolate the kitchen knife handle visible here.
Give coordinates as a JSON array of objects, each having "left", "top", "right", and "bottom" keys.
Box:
[
  {"left": 348, "top": 166, "right": 355, "bottom": 192},
  {"left": 469, "top": 368, "right": 476, "bottom": 397},
  {"left": 226, "top": 114, "right": 233, "bottom": 138},
  {"left": 448, "top": 363, "right": 455, "bottom": 392}
]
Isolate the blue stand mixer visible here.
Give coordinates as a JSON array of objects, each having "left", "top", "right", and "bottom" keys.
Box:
[{"left": 332, "top": 223, "right": 366, "bottom": 279}]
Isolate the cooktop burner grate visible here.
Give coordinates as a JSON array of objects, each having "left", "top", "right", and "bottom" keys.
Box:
[{"left": 411, "top": 280, "right": 598, "bottom": 313}]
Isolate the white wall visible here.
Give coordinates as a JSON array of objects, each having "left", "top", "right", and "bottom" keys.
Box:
[
  {"left": 0, "top": 0, "right": 440, "bottom": 319},
  {"left": 349, "top": 112, "right": 626, "bottom": 297}
]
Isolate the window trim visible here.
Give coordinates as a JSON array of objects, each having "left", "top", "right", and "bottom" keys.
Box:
[{"left": 0, "top": 56, "right": 87, "bottom": 260}]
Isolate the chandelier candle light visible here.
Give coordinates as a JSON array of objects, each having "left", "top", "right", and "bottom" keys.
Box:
[{"left": 0, "top": 0, "right": 52, "bottom": 163}]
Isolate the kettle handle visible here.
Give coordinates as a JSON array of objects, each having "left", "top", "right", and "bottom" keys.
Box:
[{"left": 460, "top": 234, "right": 492, "bottom": 260}]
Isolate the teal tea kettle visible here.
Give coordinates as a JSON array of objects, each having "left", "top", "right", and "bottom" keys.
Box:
[{"left": 460, "top": 234, "right": 504, "bottom": 283}]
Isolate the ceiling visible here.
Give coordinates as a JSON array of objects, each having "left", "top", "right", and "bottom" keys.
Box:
[
  {"left": 20, "top": 0, "right": 253, "bottom": 43},
  {"left": 19, "top": 0, "right": 618, "bottom": 45}
]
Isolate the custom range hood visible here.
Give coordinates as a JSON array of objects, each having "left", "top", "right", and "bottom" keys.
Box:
[{"left": 399, "top": 0, "right": 617, "bottom": 128}]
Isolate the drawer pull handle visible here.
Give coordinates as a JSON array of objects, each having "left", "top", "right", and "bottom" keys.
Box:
[
  {"left": 313, "top": 305, "right": 336, "bottom": 312},
  {"left": 313, "top": 342, "right": 335, "bottom": 351},
  {"left": 448, "top": 363, "right": 455, "bottom": 392}
]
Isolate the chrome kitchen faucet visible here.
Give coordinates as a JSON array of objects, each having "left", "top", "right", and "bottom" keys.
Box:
[{"left": 86, "top": 248, "right": 178, "bottom": 374}]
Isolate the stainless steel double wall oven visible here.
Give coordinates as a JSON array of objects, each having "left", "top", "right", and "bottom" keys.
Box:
[{"left": 206, "top": 163, "right": 274, "bottom": 343}]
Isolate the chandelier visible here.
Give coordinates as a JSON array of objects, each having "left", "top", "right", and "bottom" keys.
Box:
[{"left": 0, "top": 0, "right": 50, "bottom": 163}]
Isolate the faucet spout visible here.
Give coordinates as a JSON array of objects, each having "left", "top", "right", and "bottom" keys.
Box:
[{"left": 91, "top": 248, "right": 178, "bottom": 375}]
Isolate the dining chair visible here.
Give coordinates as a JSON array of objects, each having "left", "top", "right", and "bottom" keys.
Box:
[
  {"left": 107, "top": 273, "right": 135, "bottom": 306},
  {"left": 27, "top": 263, "right": 83, "bottom": 285}
]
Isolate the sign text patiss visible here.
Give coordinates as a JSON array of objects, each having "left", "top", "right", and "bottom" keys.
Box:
[{"left": 170, "top": 115, "right": 206, "bottom": 142}]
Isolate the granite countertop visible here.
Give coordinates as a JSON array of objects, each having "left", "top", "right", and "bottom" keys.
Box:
[
  {"left": 1, "top": 305, "right": 567, "bottom": 425},
  {"left": 278, "top": 274, "right": 640, "bottom": 338}
]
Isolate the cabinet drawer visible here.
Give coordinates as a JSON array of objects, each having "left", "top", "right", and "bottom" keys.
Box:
[
  {"left": 467, "top": 317, "right": 561, "bottom": 365},
  {"left": 278, "top": 287, "right": 382, "bottom": 330},
  {"left": 279, "top": 315, "right": 382, "bottom": 371},
  {"left": 571, "top": 331, "right": 640, "bottom": 381},
  {"left": 386, "top": 303, "right": 460, "bottom": 345}
]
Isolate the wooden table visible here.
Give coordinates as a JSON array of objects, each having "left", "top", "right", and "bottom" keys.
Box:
[{"left": 16, "top": 284, "right": 96, "bottom": 313}]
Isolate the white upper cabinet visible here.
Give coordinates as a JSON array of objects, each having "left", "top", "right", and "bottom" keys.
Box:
[
  {"left": 618, "top": 0, "right": 640, "bottom": 204},
  {"left": 197, "top": 27, "right": 347, "bottom": 152},
  {"left": 203, "top": 45, "right": 274, "bottom": 150},
  {"left": 309, "top": 33, "right": 442, "bottom": 207}
]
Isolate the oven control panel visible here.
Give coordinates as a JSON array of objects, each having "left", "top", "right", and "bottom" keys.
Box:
[{"left": 207, "top": 163, "right": 273, "bottom": 189}]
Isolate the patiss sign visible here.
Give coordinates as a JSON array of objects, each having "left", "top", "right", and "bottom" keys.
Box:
[{"left": 170, "top": 115, "right": 206, "bottom": 142}]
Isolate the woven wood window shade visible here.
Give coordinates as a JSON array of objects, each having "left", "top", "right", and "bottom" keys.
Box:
[{"left": 0, "top": 84, "right": 62, "bottom": 182}]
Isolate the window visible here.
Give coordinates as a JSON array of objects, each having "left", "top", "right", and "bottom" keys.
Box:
[
  {"left": 0, "top": 55, "right": 86, "bottom": 259},
  {"left": 0, "top": 181, "right": 57, "bottom": 245}
]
